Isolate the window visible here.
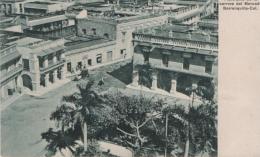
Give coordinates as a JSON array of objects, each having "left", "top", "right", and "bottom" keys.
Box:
[
  {"left": 162, "top": 55, "right": 169, "bottom": 67},
  {"left": 121, "top": 31, "right": 126, "bottom": 42},
  {"left": 19, "top": 3, "right": 23, "bottom": 13},
  {"left": 183, "top": 58, "right": 190, "bottom": 70},
  {"left": 88, "top": 59, "right": 92, "bottom": 66},
  {"left": 67, "top": 62, "right": 72, "bottom": 72},
  {"left": 205, "top": 61, "right": 213, "bottom": 73},
  {"left": 91, "top": 28, "right": 96, "bottom": 35},
  {"left": 23, "top": 59, "right": 30, "bottom": 71},
  {"left": 104, "top": 33, "right": 109, "bottom": 39},
  {"left": 120, "top": 49, "right": 126, "bottom": 58},
  {"left": 143, "top": 52, "right": 149, "bottom": 64},
  {"left": 96, "top": 54, "right": 102, "bottom": 64},
  {"left": 107, "top": 51, "right": 113, "bottom": 62},
  {"left": 77, "top": 62, "right": 82, "bottom": 70},
  {"left": 82, "top": 29, "right": 86, "bottom": 35}
]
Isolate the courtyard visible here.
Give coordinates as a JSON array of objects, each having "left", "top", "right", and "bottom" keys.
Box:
[{"left": 1, "top": 60, "right": 193, "bottom": 157}]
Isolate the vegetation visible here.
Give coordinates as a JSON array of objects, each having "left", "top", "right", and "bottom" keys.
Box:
[{"left": 41, "top": 79, "right": 217, "bottom": 157}]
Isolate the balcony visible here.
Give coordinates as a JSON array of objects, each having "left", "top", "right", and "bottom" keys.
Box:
[
  {"left": 1, "top": 65, "right": 23, "bottom": 84},
  {"left": 133, "top": 33, "right": 218, "bottom": 56},
  {"left": 40, "top": 59, "right": 65, "bottom": 73}
]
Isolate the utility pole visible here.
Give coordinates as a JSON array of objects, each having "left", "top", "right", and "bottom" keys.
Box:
[{"left": 164, "top": 113, "right": 169, "bottom": 157}]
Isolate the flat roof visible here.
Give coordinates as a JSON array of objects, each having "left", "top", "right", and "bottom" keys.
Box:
[
  {"left": 6, "top": 37, "right": 43, "bottom": 47},
  {"left": 26, "top": 1, "right": 56, "bottom": 5},
  {"left": 134, "top": 24, "right": 218, "bottom": 44},
  {"left": 65, "top": 36, "right": 113, "bottom": 51}
]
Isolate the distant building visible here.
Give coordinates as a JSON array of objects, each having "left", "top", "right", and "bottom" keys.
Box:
[
  {"left": 16, "top": 38, "right": 67, "bottom": 92},
  {"left": 23, "top": 1, "right": 69, "bottom": 15},
  {"left": 0, "top": 0, "right": 27, "bottom": 15},
  {"left": 20, "top": 11, "right": 77, "bottom": 38},
  {"left": 0, "top": 44, "right": 23, "bottom": 101},
  {"left": 132, "top": 23, "right": 218, "bottom": 96},
  {"left": 77, "top": 11, "right": 168, "bottom": 60},
  {"left": 64, "top": 36, "right": 116, "bottom": 76}
]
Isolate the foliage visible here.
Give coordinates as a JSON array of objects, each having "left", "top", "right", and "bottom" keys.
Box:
[
  {"left": 138, "top": 64, "right": 153, "bottom": 88},
  {"left": 41, "top": 128, "right": 79, "bottom": 157}
]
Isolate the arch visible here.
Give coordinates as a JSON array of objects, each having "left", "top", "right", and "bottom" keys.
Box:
[
  {"left": 22, "top": 74, "right": 32, "bottom": 91},
  {"left": 176, "top": 75, "right": 192, "bottom": 96}
]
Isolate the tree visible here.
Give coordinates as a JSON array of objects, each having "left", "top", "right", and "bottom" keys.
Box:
[
  {"left": 105, "top": 92, "right": 164, "bottom": 151},
  {"left": 41, "top": 128, "right": 79, "bottom": 157},
  {"left": 50, "top": 80, "right": 105, "bottom": 154}
]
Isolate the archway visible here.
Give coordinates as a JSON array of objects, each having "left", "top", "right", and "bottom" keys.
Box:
[
  {"left": 176, "top": 75, "right": 192, "bottom": 96},
  {"left": 22, "top": 74, "right": 32, "bottom": 91}
]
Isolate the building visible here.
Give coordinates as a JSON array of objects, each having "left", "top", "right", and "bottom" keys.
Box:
[
  {"left": 77, "top": 11, "right": 168, "bottom": 61},
  {"left": 23, "top": 1, "right": 70, "bottom": 15},
  {"left": 131, "top": 23, "right": 218, "bottom": 97},
  {"left": 16, "top": 38, "right": 67, "bottom": 92},
  {"left": 64, "top": 36, "right": 116, "bottom": 76},
  {"left": 0, "top": 44, "right": 23, "bottom": 102},
  {"left": 0, "top": 0, "right": 27, "bottom": 15},
  {"left": 20, "top": 11, "right": 77, "bottom": 38}
]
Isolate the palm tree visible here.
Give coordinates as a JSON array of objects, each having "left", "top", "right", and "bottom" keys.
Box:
[
  {"left": 41, "top": 128, "right": 79, "bottom": 157},
  {"left": 51, "top": 80, "right": 105, "bottom": 154}
]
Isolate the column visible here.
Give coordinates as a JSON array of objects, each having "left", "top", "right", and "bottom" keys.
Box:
[
  {"left": 61, "top": 53, "right": 65, "bottom": 59},
  {"left": 45, "top": 73, "right": 49, "bottom": 87},
  {"left": 170, "top": 79, "right": 177, "bottom": 94},
  {"left": 132, "top": 70, "right": 139, "bottom": 87},
  {"left": 53, "top": 54, "right": 57, "bottom": 64},
  {"left": 60, "top": 68, "right": 65, "bottom": 80},
  {"left": 151, "top": 72, "right": 158, "bottom": 90},
  {"left": 44, "top": 56, "right": 48, "bottom": 68},
  {"left": 53, "top": 70, "right": 58, "bottom": 83}
]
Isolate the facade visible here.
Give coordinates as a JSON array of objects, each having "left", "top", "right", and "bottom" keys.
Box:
[
  {"left": 0, "top": 44, "right": 23, "bottom": 102},
  {"left": 132, "top": 23, "right": 218, "bottom": 96},
  {"left": 0, "top": 0, "right": 26, "bottom": 15},
  {"left": 20, "top": 12, "right": 77, "bottom": 38},
  {"left": 23, "top": 1, "right": 69, "bottom": 15},
  {"left": 64, "top": 37, "right": 116, "bottom": 76},
  {"left": 77, "top": 12, "right": 168, "bottom": 61},
  {"left": 17, "top": 39, "right": 67, "bottom": 92}
]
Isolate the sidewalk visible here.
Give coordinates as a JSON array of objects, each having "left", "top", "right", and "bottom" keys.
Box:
[
  {"left": 1, "top": 93, "right": 23, "bottom": 112},
  {"left": 24, "top": 78, "right": 71, "bottom": 97}
]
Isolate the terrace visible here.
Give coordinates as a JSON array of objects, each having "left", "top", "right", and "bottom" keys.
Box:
[{"left": 133, "top": 24, "right": 218, "bottom": 55}]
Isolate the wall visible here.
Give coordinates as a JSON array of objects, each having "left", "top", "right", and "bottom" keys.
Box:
[
  {"left": 133, "top": 47, "right": 217, "bottom": 76},
  {"left": 77, "top": 19, "right": 117, "bottom": 39},
  {"left": 115, "top": 15, "right": 168, "bottom": 60},
  {"left": 65, "top": 41, "right": 116, "bottom": 73}
]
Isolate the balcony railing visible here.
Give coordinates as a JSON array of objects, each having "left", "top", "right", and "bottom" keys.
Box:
[
  {"left": 1, "top": 64, "right": 23, "bottom": 84},
  {"left": 134, "top": 33, "right": 218, "bottom": 54},
  {"left": 40, "top": 59, "right": 65, "bottom": 73}
]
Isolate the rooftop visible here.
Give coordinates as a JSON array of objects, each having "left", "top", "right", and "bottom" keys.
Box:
[
  {"left": 26, "top": 1, "right": 56, "bottom": 5},
  {"left": 65, "top": 36, "right": 115, "bottom": 52},
  {"left": 134, "top": 24, "right": 218, "bottom": 43}
]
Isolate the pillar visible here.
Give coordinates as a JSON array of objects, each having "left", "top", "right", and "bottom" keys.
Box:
[
  {"left": 53, "top": 70, "right": 58, "bottom": 83},
  {"left": 170, "top": 79, "right": 177, "bottom": 94},
  {"left": 53, "top": 55, "right": 57, "bottom": 64},
  {"left": 44, "top": 56, "right": 48, "bottom": 68},
  {"left": 45, "top": 73, "right": 49, "bottom": 87},
  {"left": 60, "top": 68, "right": 65, "bottom": 79},
  {"left": 132, "top": 70, "right": 139, "bottom": 87},
  {"left": 61, "top": 53, "right": 65, "bottom": 59},
  {"left": 151, "top": 72, "right": 158, "bottom": 90}
]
